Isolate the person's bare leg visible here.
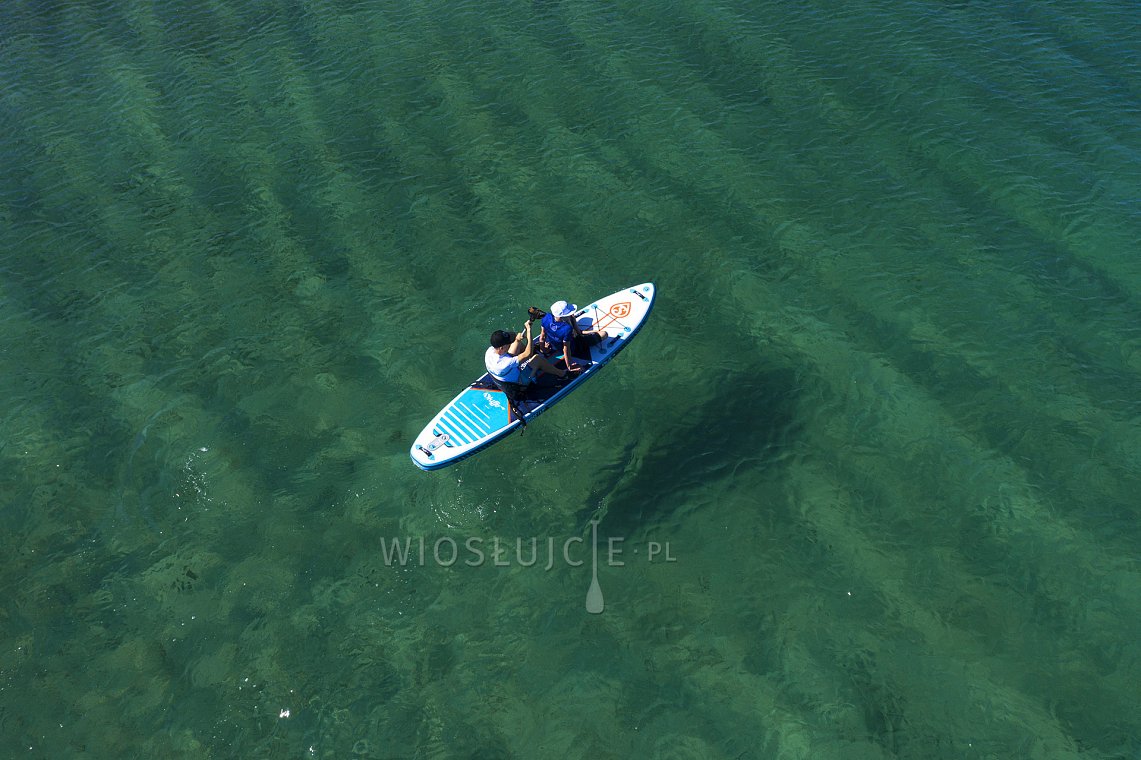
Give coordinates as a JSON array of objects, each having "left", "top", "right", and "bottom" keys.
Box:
[{"left": 524, "top": 354, "right": 567, "bottom": 378}]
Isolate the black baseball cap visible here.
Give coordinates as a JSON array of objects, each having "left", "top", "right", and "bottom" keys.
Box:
[{"left": 489, "top": 330, "right": 516, "bottom": 348}]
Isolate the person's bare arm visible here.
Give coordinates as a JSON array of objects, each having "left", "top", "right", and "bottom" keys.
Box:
[
  {"left": 511, "top": 320, "right": 535, "bottom": 360},
  {"left": 563, "top": 338, "right": 577, "bottom": 372}
]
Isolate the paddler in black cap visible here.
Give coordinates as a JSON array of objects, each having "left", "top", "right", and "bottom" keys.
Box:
[{"left": 484, "top": 314, "right": 567, "bottom": 395}]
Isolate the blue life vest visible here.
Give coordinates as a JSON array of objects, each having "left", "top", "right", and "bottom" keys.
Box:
[{"left": 542, "top": 313, "right": 573, "bottom": 346}]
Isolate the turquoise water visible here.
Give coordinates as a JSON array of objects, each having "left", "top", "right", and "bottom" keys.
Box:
[{"left": 2, "top": 0, "right": 1139, "bottom": 756}]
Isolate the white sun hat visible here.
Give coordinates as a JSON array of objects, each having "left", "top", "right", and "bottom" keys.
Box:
[{"left": 550, "top": 300, "right": 577, "bottom": 318}]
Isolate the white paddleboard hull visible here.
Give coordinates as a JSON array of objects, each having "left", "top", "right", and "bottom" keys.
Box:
[{"left": 410, "top": 283, "right": 656, "bottom": 471}]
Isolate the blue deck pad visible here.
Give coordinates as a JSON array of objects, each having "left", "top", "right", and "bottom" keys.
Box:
[
  {"left": 432, "top": 388, "right": 512, "bottom": 446},
  {"left": 453, "top": 389, "right": 512, "bottom": 435}
]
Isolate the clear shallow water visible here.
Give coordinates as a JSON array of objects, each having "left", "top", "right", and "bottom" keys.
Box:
[{"left": 1, "top": 0, "right": 1139, "bottom": 756}]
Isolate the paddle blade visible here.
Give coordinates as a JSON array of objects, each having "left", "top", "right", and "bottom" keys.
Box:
[{"left": 585, "top": 578, "right": 604, "bottom": 614}]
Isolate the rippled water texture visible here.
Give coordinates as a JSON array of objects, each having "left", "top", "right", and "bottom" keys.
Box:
[{"left": 1, "top": 0, "right": 1139, "bottom": 756}]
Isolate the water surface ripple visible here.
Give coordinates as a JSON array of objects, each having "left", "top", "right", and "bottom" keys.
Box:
[{"left": 1, "top": 0, "right": 1138, "bottom": 756}]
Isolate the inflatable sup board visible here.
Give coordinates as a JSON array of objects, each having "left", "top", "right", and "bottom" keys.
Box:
[{"left": 410, "top": 283, "right": 655, "bottom": 471}]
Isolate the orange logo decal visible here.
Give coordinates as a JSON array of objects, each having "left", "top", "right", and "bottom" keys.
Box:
[{"left": 609, "top": 302, "right": 631, "bottom": 319}]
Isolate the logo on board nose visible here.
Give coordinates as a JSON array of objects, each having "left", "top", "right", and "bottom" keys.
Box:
[{"left": 609, "top": 302, "right": 631, "bottom": 319}]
